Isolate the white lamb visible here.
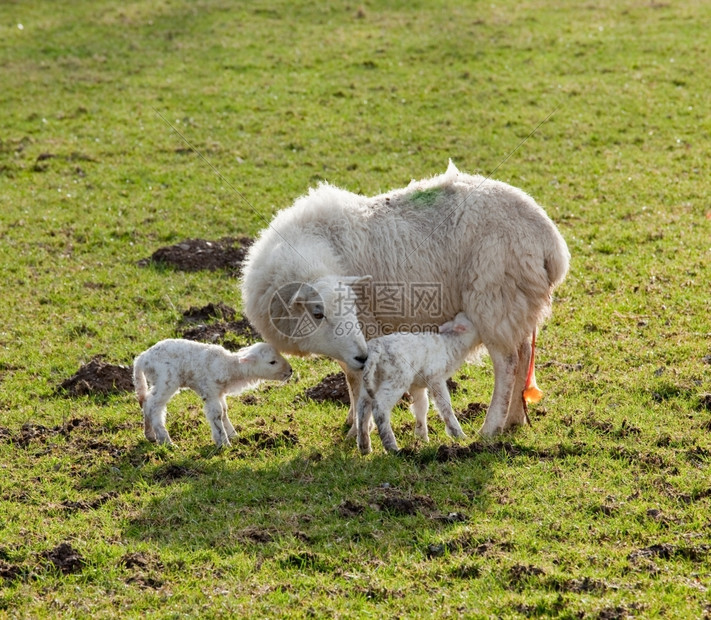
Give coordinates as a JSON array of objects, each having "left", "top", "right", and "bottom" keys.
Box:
[
  {"left": 133, "top": 339, "right": 292, "bottom": 447},
  {"left": 355, "top": 312, "right": 478, "bottom": 455}
]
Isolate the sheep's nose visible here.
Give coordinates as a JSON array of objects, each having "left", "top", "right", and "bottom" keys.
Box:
[{"left": 354, "top": 354, "right": 368, "bottom": 365}]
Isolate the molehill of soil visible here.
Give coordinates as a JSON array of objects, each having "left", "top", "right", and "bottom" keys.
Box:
[
  {"left": 57, "top": 356, "right": 133, "bottom": 397},
  {"left": 137, "top": 236, "right": 252, "bottom": 274}
]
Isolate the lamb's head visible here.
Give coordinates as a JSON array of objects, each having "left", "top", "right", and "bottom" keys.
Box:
[
  {"left": 268, "top": 275, "right": 370, "bottom": 371},
  {"left": 237, "top": 342, "right": 293, "bottom": 381},
  {"left": 439, "top": 312, "right": 476, "bottom": 336}
]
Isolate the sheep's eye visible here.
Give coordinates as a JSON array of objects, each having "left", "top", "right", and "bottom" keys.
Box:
[
  {"left": 269, "top": 360, "right": 277, "bottom": 365},
  {"left": 312, "top": 310, "right": 324, "bottom": 320}
]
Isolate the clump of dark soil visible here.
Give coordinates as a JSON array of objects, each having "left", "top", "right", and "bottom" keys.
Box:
[
  {"left": 182, "top": 302, "right": 237, "bottom": 323},
  {"left": 370, "top": 486, "right": 436, "bottom": 517},
  {"left": 61, "top": 492, "right": 118, "bottom": 513},
  {"left": 179, "top": 317, "right": 260, "bottom": 347},
  {"left": 628, "top": 543, "right": 709, "bottom": 563},
  {"left": 121, "top": 551, "right": 163, "bottom": 571},
  {"left": 458, "top": 402, "right": 487, "bottom": 423},
  {"left": 40, "top": 542, "right": 85, "bottom": 575},
  {"left": 236, "top": 429, "right": 299, "bottom": 450},
  {"left": 337, "top": 499, "right": 365, "bottom": 518},
  {"left": 137, "top": 236, "right": 252, "bottom": 274},
  {"left": 3, "top": 417, "right": 96, "bottom": 448},
  {"left": 699, "top": 393, "right": 711, "bottom": 411},
  {"left": 0, "top": 559, "right": 23, "bottom": 582},
  {"left": 236, "top": 527, "right": 275, "bottom": 544},
  {"left": 153, "top": 464, "right": 201, "bottom": 483},
  {"left": 435, "top": 440, "right": 522, "bottom": 462},
  {"left": 304, "top": 372, "right": 350, "bottom": 405},
  {"left": 57, "top": 356, "right": 133, "bottom": 397}
]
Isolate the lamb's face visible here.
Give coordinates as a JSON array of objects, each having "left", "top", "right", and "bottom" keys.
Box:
[
  {"left": 241, "top": 343, "right": 292, "bottom": 380},
  {"left": 268, "top": 275, "right": 369, "bottom": 371}
]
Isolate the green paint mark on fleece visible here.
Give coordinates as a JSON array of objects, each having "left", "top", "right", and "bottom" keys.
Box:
[{"left": 409, "top": 187, "right": 443, "bottom": 208}]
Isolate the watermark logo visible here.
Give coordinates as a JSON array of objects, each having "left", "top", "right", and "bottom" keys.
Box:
[{"left": 269, "top": 282, "right": 323, "bottom": 339}]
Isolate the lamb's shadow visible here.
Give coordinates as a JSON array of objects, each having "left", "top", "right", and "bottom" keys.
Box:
[{"left": 78, "top": 433, "right": 557, "bottom": 553}]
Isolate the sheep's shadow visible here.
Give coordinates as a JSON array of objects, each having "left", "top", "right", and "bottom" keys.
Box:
[{"left": 78, "top": 433, "right": 552, "bottom": 553}]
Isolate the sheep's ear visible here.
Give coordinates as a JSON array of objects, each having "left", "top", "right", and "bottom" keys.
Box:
[
  {"left": 452, "top": 323, "right": 469, "bottom": 334},
  {"left": 340, "top": 275, "right": 372, "bottom": 287},
  {"left": 438, "top": 321, "right": 454, "bottom": 334}
]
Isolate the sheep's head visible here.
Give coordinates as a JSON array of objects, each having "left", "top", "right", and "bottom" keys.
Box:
[{"left": 268, "top": 275, "right": 370, "bottom": 371}]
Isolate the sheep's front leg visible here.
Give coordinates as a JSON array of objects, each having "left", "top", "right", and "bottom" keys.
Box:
[
  {"left": 409, "top": 387, "right": 430, "bottom": 441},
  {"left": 504, "top": 337, "right": 532, "bottom": 430},
  {"left": 480, "top": 346, "right": 519, "bottom": 436},
  {"left": 220, "top": 395, "right": 237, "bottom": 439},
  {"left": 204, "top": 397, "right": 231, "bottom": 447},
  {"left": 429, "top": 379, "right": 466, "bottom": 440}
]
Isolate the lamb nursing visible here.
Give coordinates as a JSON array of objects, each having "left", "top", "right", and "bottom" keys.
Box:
[
  {"left": 242, "top": 162, "right": 569, "bottom": 437},
  {"left": 355, "top": 312, "right": 477, "bottom": 454},
  {"left": 133, "top": 340, "right": 292, "bottom": 447}
]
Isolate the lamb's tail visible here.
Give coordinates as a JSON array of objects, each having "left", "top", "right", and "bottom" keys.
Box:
[{"left": 133, "top": 355, "right": 149, "bottom": 407}]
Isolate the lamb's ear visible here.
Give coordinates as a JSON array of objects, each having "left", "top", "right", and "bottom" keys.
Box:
[
  {"left": 452, "top": 323, "right": 469, "bottom": 334},
  {"left": 438, "top": 321, "right": 454, "bottom": 334},
  {"left": 238, "top": 350, "right": 258, "bottom": 364}
]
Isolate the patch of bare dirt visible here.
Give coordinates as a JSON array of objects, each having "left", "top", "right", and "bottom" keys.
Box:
[
  {"left": 337, "top": 499, "right": 365, "bottom": 518},
  {"left": 458, "top": 402, "right": 487, "bottom": 423},
  {"left": 182, "top": 302, "right": 237, "bottom": 323},
  {"left": 628, "top": 543, "right": 709, "bottom": 563},
  {"left": 304, "top": 372, "right": 350, "bottom": 405},
  {"left": 369, "top": 486, "right": 436, "bottom": 517},
  {"left": 153, "top": 464, "right": 201, "bottom": 483},
  {"left": 61, "top": 491, "right": 118, "bottom": 513},
  {"left": 237, "top": 429, "right": 299, "bottom": 450},
  {"left": 236, "top": 527, "right": 275, "bottom": 544},
  {"left": 40, "top": 542, "right": 85, "bottom": 575},
  {"left": 137, "top": 236, "right": 252, "bottom": 274},
  {"left": 121, "top": 551, "right": 163, "bottom": 571},
  {"left": 0, "top": 559, "right": 23, "bottom": 582},
  {"left": 435, "top": 440, "right": 522, "bottom": 462},
  {"left": 57, "top": 356, "right": 133, "bottom": 397},
  {"left": 179, "top": 317, "right": 260, "bottom": 347}
]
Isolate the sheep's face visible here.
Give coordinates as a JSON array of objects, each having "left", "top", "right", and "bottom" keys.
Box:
[
  {"left": 268, "top": 275, "right": 370, "bottom": 371},
  {"left": 238, "top": 342, "right": 293, "bottom": 381}
]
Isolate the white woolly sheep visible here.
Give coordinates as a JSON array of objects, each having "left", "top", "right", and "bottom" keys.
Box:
[
  {"left": 241, "top": 161, "right": 569, "bottom": 437},
  {"left": 355, "top": 312, "right": 477, "bottom": 454},
  {"left": 133, "top": 339, "right": 292, "bottom": 447}
]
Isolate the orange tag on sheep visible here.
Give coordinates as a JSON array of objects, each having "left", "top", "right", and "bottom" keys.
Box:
[{"left": 523, "top": 331, "right": 544, "bottom": 404}]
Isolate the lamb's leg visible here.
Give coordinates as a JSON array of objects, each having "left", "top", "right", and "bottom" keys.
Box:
[
  {"left": 504, "top": 337, "right": 532, "bottom": 430},
  {"left": 339, "top": 361, "right": 360, "bottom": 426},
  {"left": 429, "top": 379, "right": 466, "bottom": 440},
  {"left": 220, "top": 395, "right": 237, "bottom": 438},
  {"left": 480, "top": 346, "right": 519, "bottom": 436},
  {"left": 204, "top": 397, "right": 231, "bottom": 448},
  {"left": 142, "top": 391, "right": 157, "bottom": 442},
  {"left": 356, "top": 391, "right": 373, "bottom": 455},
  {"left": 409, "top": 387, "right": 430, "bottom": 441},
  {"left": 371, "top": 386, "right": 403, "bottom": 453},
  {"left": 145, "top": 387, "right": 174, "bottom": 446}
]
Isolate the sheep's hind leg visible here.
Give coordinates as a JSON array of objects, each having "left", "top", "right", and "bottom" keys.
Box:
[
  {"left": 142, "top": 392, "right": 157, "bottom": 442},
  {"left": 409, "top": 387, "right": 430, "bottom": 441},
  {"left": 480, "top": 346, "right": 518, "bottom": 436},
  {"left": 204, "top": 398, "right": 231, "bottom": 448},
  {"left": 504, "top": 337, "right": 532, "bottom": 430},
  {"left": 342, "top": 364, "right": 374, "bottom": 439},
  {"left": 145, "top": 388, "right": 174, "bottom": 446},
  {"left": 429, "top": 380, "right": 466, "bottom": 440},
  {"left": 220, "top": 395, "right": 237, "bottom": 439}
]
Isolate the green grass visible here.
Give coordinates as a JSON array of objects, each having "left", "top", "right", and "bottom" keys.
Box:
[{"left": 1, "top": 0, "right": 710, "bottom": 617}]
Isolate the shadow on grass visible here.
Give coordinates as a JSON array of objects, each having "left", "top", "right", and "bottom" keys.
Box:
[{"left": 74, "top": 432, "right": 584, "bottom": 556}]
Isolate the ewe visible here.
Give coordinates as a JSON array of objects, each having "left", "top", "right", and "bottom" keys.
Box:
[
  {"left": 242, "top": 162, "right": 568, "bottom": 437},
  {"left": 355, "top": 312, "right": 477, "bottom": 455},
  {"left": 133, "top": 340, "right": 291, "bottom": 447}
]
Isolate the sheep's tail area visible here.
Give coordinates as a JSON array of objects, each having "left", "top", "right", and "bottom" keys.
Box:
[{"left": 133, "top": 356, "right": 148, "bottom": 407}]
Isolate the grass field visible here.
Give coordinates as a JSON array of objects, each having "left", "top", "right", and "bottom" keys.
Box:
[{"left": 1, "top": 0, "right": 710, "bottom": 617}]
